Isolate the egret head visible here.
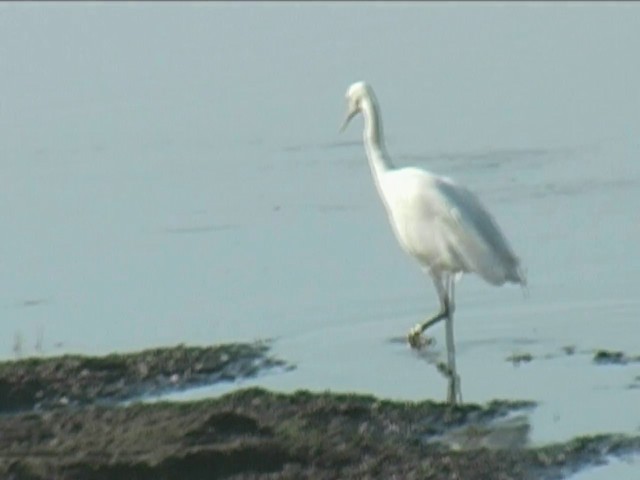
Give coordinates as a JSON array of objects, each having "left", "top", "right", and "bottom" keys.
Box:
[{"left": 340, "top": 81, "right": 371, "bottom": 132}]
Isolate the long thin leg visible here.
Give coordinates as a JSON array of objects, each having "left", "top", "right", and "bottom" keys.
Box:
[
  {"left": 444, "top": 275, "right": 462, "bottom": 405},
  {"left": 407, "top": 272, "right": 449, "bottom": 348}
]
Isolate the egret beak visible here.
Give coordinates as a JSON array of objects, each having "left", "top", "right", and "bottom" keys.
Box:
[{"left": 339, "top": 108, "right": 358, "bottom": 133}]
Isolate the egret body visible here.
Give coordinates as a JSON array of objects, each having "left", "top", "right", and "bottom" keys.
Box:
[{"left": 340, "top": 81, "right": 526, "bottom": 405}]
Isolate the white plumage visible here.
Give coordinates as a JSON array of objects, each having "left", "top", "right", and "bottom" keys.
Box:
[{"left": 340, "top": 81, "right": 525, "bottom": 404}]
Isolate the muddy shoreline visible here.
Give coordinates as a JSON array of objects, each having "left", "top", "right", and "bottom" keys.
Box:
[
  {"left": 1, "top": 343, "right": 638, "bottom": 479},
  {"left": 0, "top": 342, "right": 290, "bottom": 413}
]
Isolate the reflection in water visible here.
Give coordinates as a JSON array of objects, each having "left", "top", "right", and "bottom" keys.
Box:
[
  {"left": 163, "top": 224, "right": 239, "bottom": 235},
  {"left": 399, "top": 146, "right": 555, "bottom": 167},
  {"left": 282, "top": 140, "right": 363, "bottom": 153},
  {"left": 428, "top": 414, "right": 532, "bottom": 450},
  {"left": 313, "top": 204, "right": 355, "bottom": 213},
  {"left": 15, "top": 299, "right": 50, "bottom": 308}
]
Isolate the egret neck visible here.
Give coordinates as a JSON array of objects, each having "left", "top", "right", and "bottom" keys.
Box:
[{"left": 360, "top": 93, "right": 395, "bottom": 193}]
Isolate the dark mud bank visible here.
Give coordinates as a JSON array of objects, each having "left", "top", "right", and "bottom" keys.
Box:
[
  {"left": 0, "top": 341, "right": 290, "bottom": 412},
  {"left": 1, "top": 343, "right": 638, "bottom": 480}
]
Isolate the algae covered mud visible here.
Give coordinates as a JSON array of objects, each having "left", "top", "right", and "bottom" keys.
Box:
[{"left": 1, "top": 343, "right": 639, "bottom": 480}]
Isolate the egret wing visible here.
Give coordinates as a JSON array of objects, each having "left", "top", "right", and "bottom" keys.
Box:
[{"left": 424, "top": 177, "right": 523, "bottom": 285}]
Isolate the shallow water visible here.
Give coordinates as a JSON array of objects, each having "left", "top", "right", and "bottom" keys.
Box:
[{"left": 2, "top": 4, "right": 640, "bottom": 477}]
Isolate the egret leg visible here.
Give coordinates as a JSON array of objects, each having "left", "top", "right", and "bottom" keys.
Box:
[
  {"left": 444, "top": 276, "right": 462, "bottom": 405},
  {"left": 407, "top": 272, "right": 449, "bottom": 349}
]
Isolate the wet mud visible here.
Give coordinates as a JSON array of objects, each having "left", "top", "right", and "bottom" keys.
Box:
[
  {"left": 1, "top": 343, "right": 639, "bottom": 480},
  {"left": 506, "top": 346, "right": 640, "bottom": 366},
  {"left": 0, "top": 341, "right": 290, "bottom": 412}
]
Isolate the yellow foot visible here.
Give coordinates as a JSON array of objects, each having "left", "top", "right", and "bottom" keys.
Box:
[{"left": 407, "top": 325, "right": 433, "bottom": 350}]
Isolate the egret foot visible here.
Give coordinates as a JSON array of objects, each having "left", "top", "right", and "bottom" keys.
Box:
[{"left": 407, "top": 325, "right": 433, "bottom": 350}]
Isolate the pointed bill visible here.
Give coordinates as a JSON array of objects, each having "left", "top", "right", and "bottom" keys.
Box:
[{"left": 339, "top": 108, "right": 358, "bottom": 133}]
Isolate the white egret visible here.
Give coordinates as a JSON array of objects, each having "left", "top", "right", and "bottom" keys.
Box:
[{"left": 340, "top": 81, "right": 526, "bottom": 405}]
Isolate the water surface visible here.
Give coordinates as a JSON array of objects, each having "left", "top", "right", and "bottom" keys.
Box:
[{"left": 1, "top": 3, "right": 639, "bottom": 477}]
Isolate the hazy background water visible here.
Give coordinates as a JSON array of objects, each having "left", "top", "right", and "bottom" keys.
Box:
[{"left": 2, "top": 3, "right": 639, "bottom": 476}]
